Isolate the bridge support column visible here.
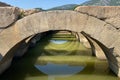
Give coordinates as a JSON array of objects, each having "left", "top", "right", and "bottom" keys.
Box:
[
  {"left": 81, "top": 32, "right": 106, "bottom": 60},
  {"left": 107, "top": 52, "right": 120, "bottom": 77},
  {"left": 86, "top": 37, "right": 106, "bottom": 60},
  {"left": 79, "top": 33, "right": 91, "bottom": 48}
]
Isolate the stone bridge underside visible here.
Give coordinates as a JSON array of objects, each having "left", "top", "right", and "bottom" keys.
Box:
[{"left": 0, "top": 7, "right": 120, "bottom": 77}]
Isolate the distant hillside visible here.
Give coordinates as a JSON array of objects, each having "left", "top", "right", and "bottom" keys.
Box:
[
  {"left": 48, "top": 4, "right": 79, "bottom": 10},
  {"left": 81, "top": 0, "right": 120, "bottom": 6},
  {"left": 47, "top": 0, "right": 120, "bottom": 10},
  {"left": 0, "top": 2, "right": 11, "bottom": 7},
  {"left": 34, "top": 8, "right": 44, "bottom": 11}
]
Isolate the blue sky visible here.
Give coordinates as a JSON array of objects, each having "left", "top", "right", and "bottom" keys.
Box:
[{"left": 0, "top": 0, "right": 88, "bottom": 9}]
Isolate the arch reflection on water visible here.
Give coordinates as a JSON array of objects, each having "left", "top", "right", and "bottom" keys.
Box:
[
  {"left": 34, "top": 62, "right": 85, "bottom": 80},
  {"left": 34, "top": 62, "right": 85, "bottom": 75},
  {"left": 50, "top": 40, "right": 68, "bottom": 44}
]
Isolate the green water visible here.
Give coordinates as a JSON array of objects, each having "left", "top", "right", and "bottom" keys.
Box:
[{"left": 0, "top": 32, "right": 119, "bottom": 80}]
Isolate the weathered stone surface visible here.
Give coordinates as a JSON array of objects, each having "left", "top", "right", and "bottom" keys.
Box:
[
  {"left": 20, "top": 9, "right": 41, "bottom": 17},
  {"left": 0, "top": 29, "right": 3, "bottom": 32},
  {"left": 98, "top": 24, "right": 119, "bottom": 47},
  {"left": 0, "top": 7, "right": 20, "bottom": 28},
  {"left": 0, "top": 10, "right": 118, "bottom": 56},
  {"left": 79, "top": 33, "right": 91, "bottom": 48},
  {"left": 111, "top": 36, "right": 120, "bottom": 57},
  {"left": 75, "top": 6, "right": 120, "bottom": 19},
  {"left": 75, "top": 6, "right": 120, "bottom": 29},
  {"left": 105, "top": 15, "right": 120, "bottom": 29},
  {"left": 0, "top": 10, "right": 96, "bottom": 57},
  {"left": 0, "top": 9, "right": 120, "bottom": 77},
  {"left": 83, "top": 15, "right": 106, "bottom": 38},
  {"left": 88, "top": 37, "right": 106, "bottom": 60}
]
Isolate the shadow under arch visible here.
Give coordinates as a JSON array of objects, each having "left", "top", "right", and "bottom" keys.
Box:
[
  {"left": 0, "top": 31, "right": 50, "bottom": 80},
  {"left": 0, "top": 35, "right": 33, "bottom": 77}
]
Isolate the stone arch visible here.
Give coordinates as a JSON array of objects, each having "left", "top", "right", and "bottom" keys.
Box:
[
  {"left": 81, "top": 32, "right": 106, "bottom": 59},
  {"left": 0, "top": 10, "right": 119, "bottom": 77}
]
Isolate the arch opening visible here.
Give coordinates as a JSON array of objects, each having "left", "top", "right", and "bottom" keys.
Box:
[
  {"left": 0, "top": 30, "right": 117, "bottom": 80},
  {"left": 0, "top": 10, "right": 119, "bottom": 79}
]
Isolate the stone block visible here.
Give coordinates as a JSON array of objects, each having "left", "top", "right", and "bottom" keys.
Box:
[{"left": 0, "top": 7, "right": 20, "bottom": 28}]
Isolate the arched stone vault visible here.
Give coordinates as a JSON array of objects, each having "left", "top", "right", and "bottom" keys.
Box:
[
  {"left": 79, "top": 32, "right": 106, "bottom": 59},
  {"left": 0, "top": 10, "right": 120, "bottom": 77}
]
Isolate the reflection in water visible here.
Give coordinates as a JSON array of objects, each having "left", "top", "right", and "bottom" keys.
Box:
[
  {"left": 34, "top": 62, "right": 85, "bottom": 75},
  {"left": 34, "top": 62, "right": 85, "bottom": 80},
  {"left": 50, "top": 40, "right": 68, "bottom": 44},
  {"left": 0, "top": 32, "right": 119, "bottom": 80}
]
